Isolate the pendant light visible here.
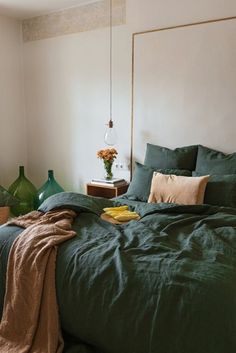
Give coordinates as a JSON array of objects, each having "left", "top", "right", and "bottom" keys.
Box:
[{"left": 104, "top": 0, "right": 117, "bottom": 146}]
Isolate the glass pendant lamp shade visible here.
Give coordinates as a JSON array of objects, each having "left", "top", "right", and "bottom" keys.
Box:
[{"left": 104, "top": 119, "right": 117, "bottom": 146}]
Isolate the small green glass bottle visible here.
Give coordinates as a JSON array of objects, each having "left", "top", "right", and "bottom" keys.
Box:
[
  {"left": 8, "top": 166, "right": 37, "bottom": 216},
  {"left": 37, "top": 170, "right": 64, "bottom": 207}
]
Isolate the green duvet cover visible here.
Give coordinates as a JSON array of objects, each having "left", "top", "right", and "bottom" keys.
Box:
[{"left": 0, "top": 192, "right": 236, "bottom": 353}]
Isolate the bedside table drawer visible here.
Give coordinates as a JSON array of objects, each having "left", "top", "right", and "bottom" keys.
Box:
[
  {"left": 0, "top": 207, "right": 10, "bottom": 225},
  {"left": 86, "top": 183, "right": 129, "bottom": 199}
]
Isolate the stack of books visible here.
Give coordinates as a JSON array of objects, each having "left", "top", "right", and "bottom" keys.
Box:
[{"left": 91, "top": 178, "right": 127, "bottom": 187}]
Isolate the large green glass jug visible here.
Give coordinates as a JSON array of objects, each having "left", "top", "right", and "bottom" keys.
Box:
[
  {"left": 37, "top": 170, "right": 64, "bottom": 207},
  {"left": 8, "top": 166, "right": 37, "bottom": 216}
]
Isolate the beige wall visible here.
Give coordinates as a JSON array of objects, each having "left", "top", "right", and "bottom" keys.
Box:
[
  {"left": 128, "top": 0, "right": 236, "bottom": 32},
  {"left": 23, "top": 25, "right": 131, "bottom": 191},
  {"left": 133, "top": 19, "right": 236, "bottom": 165},
  {"left": 20, "top": 0, "right": 236, "bottom": 191},
  {"left": 0, "top": 16, "right": 27, "bottom": 187}
]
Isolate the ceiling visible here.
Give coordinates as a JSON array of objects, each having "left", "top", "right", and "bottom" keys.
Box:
[{"left": 0, "top": 0, "right": 100, "bottom": 19}]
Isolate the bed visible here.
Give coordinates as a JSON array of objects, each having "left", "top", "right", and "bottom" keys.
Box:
[
  {"left": 1, "top": 144, "right": 236, "bottom": 353},
  {"left": 1, "top": 16, "right": 236, "bottom": 353}
]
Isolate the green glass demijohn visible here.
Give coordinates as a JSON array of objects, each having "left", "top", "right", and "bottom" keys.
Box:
[
  {"left": 8, "top": 166, "right": 37, "bottom": 216},
  {"left": 37, "top": 170, "right": 64, "bottom": 207}
]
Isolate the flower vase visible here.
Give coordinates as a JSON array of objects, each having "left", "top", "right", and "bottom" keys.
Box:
[
  {"left": 104, "top": 160, "right": 113, "bottom": 180},
  {"left": 8, "top": 166, "right": 37, "bottom": 216},
  {"left": 37, "top": 170, "right": 64, "bottom": 207}
]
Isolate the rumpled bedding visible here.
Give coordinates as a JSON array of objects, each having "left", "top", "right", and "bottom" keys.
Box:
[
  {"left": 0, "top": 192, "right": 236, "bottom": 353},
  {"left": 0, "top": 208, "right": 77, "bottom": 353}
]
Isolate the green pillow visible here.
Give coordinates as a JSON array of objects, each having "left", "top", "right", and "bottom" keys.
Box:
[
  {"left": 193, "top": 172, "right": 236, "bottom": 207},
  {"left": 126, "top": 162, "right": 192, "bottom": 202},
  {"left": 195, "top": 145, "right": 236, "bottom": 175},
  {"left": 144, "top": 144, "right": 198, "bottom": 171}
]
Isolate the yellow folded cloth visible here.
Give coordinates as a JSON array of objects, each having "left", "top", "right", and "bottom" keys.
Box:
[
  {"left": 103, "top": 205, "right": 129, "bottom": 212},
  {"left": 114, "top": 212, "right": 139, "bottom": 221},
  {"left": 103, "top": 206, "right": 139, "bottom": 222}
]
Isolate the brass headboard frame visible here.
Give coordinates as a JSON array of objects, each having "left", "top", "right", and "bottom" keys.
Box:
[{"left": 130, "top": 15, "right": 236, "bottom": 178}]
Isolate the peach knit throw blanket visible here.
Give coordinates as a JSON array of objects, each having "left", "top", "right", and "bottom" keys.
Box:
[{"left": 0, "top": 208, "right": 77, "bottom": 353}]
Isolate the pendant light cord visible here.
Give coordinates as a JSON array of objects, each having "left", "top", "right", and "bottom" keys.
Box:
[{"left": 109, "top": 0, "right": 113, "bottom": 123}]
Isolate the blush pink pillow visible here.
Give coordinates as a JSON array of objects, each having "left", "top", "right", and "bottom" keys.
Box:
[{"left": 148, "top": 172, "right": 210, "bottom": 205}]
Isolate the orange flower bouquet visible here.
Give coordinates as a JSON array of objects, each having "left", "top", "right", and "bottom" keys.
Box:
[{"left": 97, "top": 148, "right": 118, "bottom": 180}]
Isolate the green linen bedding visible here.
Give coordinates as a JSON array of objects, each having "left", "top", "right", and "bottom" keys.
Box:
[
  {"left": 126, "top": 162, "right": 192, "bottom": 202},
  {"left": 195, "top": 145, "right": 236, "bottom": 174},
  {"left": 144, "top": 144, "right": 198, "bottom": 170},
  {"left": 192, "top": 172, "right": 236, "bottom": 208},
  {"left": 1, "top": 192, "right": 236, "bottom": 353}
]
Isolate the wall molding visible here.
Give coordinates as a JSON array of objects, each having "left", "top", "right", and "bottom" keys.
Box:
[
  {"left": 22, "top": 0, "right": 126, "bottom": 42},
  {"left": 130, "top": 16, "right": 236, "bottom": 175}
]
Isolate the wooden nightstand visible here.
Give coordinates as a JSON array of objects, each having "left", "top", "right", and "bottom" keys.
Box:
[
  {"left": 86, "top": 183, "right": 129, "bottom": 199},
  {"left": 0, "top": 207, "right": 10, "bottom": 225}
]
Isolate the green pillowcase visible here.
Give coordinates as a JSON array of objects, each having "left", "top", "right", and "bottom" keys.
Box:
[
  {"left": 144, "top": 144, "right": 198, "bottom": 171},
  {"left": 195, "top": 145, "right": 236, "bottom": 175},
  {"left": 126, "top": 162, "right": 192, "bottom": 202},
  {"left": 193, "top": 172, "right": 236, "bottom": 208}
]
